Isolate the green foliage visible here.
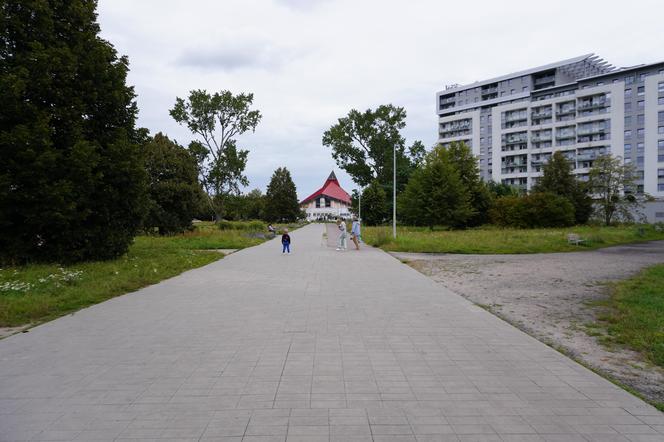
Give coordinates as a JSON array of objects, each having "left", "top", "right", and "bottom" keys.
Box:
[
  {"left": 143, "top": 133, "right": 201, "bottom": 235},
  {"left": 490, "top": 192, "right": 575, "bottom": 228},
  {"left": 0, "top": 222, "right": 266, "bottom": 327},
  {"left": 399, "top": 145, "right": 474, "bottom": 229},
  {"left": 445, "top": 141, "right": 492, "bottom": 226},
  {"left": 170, "top": 90, "right": 261, "bottom": 220},
  {"left": 362, "top": 224, "right": 664, "bottom": 254},
  {"left": 595, "top": 264, "right": 664, "bottom": 368},
  {"left": 360, "top": 180, "right": 388, "bottom": 226},
  {"left": 533, "top": 151, "right": 593, "bottom": 224},
  {"left": 0, "top": 0, "right": 146, "bottom": 264},
  {"left": 217, "top": 220, "right": 266, "bottom": 231},
  {"left": 264, "top": 167, "right": 301, "bottom": 222},
  {"left": 221, "top": 189, "right": 266, "bottom": 221},
  {"left": 322, "top": 104, "right": 424, "bottom": 190},
  {"left": 487, "top": 181, "right": 522, "bottom": 198},
  {"left": 589, "top": 155, "right": 642, "bottom": 225}
]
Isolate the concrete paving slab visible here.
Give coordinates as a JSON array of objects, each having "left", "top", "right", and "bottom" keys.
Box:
[{"left": 0, "top": 223, "right": 661, "bottom": 441}]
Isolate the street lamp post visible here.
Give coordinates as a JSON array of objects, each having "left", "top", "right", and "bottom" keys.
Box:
[{"left": 393, "top": 143, "right": 396, "bottom": 239}]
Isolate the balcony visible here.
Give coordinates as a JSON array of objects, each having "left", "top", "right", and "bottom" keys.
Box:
[
  {"left": 531, "top": 134, "right": 552, "bottom": 143},
  {"left": 482, "top": 86, "right": 498, "bottom": 95},
  {"left": 556, "top": 108, "right": 576, "bottom": 116},
  {"left": 577, "top": 153, "right": 598, "bottom": 161},
  {"left": 578, "top": 100, "right": 608, "bottom": 111},
  {"left": 505, "top": 114, "right": 527, "bottom": 123},
  {"left": 555, "top": 132, "right": 576, "bottom": 140},
  {"left": 577, "top": 127, "right": 607, "bottom": 136},
  {"left": 531, "top": 111, "right": 553, "bottom": 120}
]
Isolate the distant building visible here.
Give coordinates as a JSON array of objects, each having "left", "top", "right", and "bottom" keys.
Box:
[
  {"left": 436, "top": 54, "right": 664, "bottom": 199},
  {"left": 300, "top": 171, "right": 352, "bottom": 221}
]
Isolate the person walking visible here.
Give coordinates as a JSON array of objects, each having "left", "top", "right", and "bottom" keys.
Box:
[
  {"left": 350, "top": 217, "right": 361, "bottom": 250},
  {"left": 336, "top": 218, "right": 347, "bottom": 251},
  {"left": 281, "top": 228, "right": 291, "bottom": 254}
]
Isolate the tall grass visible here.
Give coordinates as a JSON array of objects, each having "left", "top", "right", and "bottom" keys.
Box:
[
  {"left": 361, "top": 224, "right": 664, "bottom": 254},
  {"left": 595, "top": 264, "right": 664, "bottom": 368},
  {"left": 0, "top": 224, "right": 265, "bottom": 328}
]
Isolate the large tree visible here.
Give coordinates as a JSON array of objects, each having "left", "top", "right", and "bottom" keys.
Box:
[
  {"left": 445, "top": 141, "right": 492, "bottom": 226},
  {"left": 322, "top": 104, "right": 424, "bottom": 190},
  {"left": 533, "top": 150, "right": 593, "bottom": 224},
  {"left": 359, "top": 180, "right": 388, "bottom": 226},
  {"left": 588, "top": 155, "right": 641, "bottom": 225},
  {"left": 0, "top": 0, "right": 146, "bottom": 263},
  {"left": 170, "top": 90, "right": 261, "bottom": 220},
  {"left": 264, "top": 167, "right": 300, "bottom": 222},
  {"left": 399, "top": 145, "right": 474, "bottom": 229},
  {"left": 143, "top": 133, "right": 201, "bottom": 235}
]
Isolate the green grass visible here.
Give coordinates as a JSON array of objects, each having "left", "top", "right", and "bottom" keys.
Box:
[
  {"left": 361, "top": 224, "right": 664, "bottom": 254},
  {"left": 594, "top": 264, "right": 664, "bottom": 369},
  {"left": 0, "top": 222, "right": 266, "bottom": 328}
]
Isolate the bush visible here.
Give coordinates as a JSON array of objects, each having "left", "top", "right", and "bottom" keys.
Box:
[
  {"left": 490, "top": 192, "right": 575, "bottom": 228},
  {"left": 218, "top": 220, "right": 266, "bottom": 231}
]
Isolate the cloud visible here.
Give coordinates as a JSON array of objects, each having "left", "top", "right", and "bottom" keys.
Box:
[{"left": 176, "top": 41, "right": 303, "bottom": 71}]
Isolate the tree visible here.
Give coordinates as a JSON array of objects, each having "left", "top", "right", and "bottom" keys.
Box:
[
  {"left": 445, "top": 141, "right": 492, "bottom": 226},
  {"left": 399, "top": 145, "right": 474, "bottom": 229},
  {"left": 143, "top": 133, "right": 201, "bottom": 235},
  {"left": 359, "top": 181, "right": 388, "bottom": 226},
  {"left": 0, "top": 0, "right": 146, "bottom": 263},
  {"left": 170, "top": 90, "right": 261, "bottom": 220},
  {"left": 533, "top": 151, "right": 592, "bottom": 224},
  {"left": 264, "top": 168, "right": 300, "bottom": 222},
  {"left": 222, "top": 189, "right": 265, "bottom": 220},
  {"left": 589, "top": 155, "right": 641, "bottom": 225},
  {"left": 322, "top": 105, "right": 425, "bottom": 190}
]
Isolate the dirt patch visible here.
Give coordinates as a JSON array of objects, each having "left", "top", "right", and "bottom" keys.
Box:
[{"left": 391, "top": 241, "right": 664, "bottom": 406}]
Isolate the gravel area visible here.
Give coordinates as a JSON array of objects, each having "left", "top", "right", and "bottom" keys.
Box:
[{"left": 391, "top": 240, "right": 664, "bottom": 406}]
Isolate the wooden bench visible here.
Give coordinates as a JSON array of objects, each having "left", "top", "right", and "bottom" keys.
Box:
[{"left": 567, "top": 233, "right": 586, "bottom": 245}]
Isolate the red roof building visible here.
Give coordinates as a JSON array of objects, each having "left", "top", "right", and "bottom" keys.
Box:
[{"left": 300, "top": 171, "right": 352, "bottom": 220}]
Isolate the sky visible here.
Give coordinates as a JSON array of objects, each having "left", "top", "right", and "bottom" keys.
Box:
[{"left": 97, "top": 0, "right": 664, "bottom": 199}]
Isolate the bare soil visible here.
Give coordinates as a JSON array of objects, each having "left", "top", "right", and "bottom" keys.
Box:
[{"left": 391, "top": 240, "right": 664, "bottom": 406}]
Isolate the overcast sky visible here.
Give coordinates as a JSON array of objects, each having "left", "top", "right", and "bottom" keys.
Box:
[{"left": 97, "top": 0, "right": 664, "bottom": 199}]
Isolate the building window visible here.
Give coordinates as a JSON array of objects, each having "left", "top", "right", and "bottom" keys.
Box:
[
  {"left": 660, "top": 111, "right": 664, "bottom": 122},
  {"left": 624, "top": 130, "right": 632, "bottom": 138},
  {"left": 659, "top": 140, "right": 664, "bottom": 148},
  {"left": 637, "top": 114, "right": 645, "bottom": 125},
  {"left": 625, "top": 116, "right": 632, "bottom": 126},
  {"left": 639, "top": 73, "right": 647, "bottom": 82},
  {"left": 638, "top": 100, "right": 645, "bottom": 109},
  {"left": 624, "top": 143, "right": 632, "bottom": 154},
  {"left": 659, "top": 97, "right": 664, "bottom": 106},
  {"left": 625, "top": 75, "right": 634, "bottom": 84},
  {"left": 637, "top": 86, "right": 645, "bottom": 96},
  {"left": 625, "top": 102, "right": 632, "bottom": 112},
  {"left": 637, "top": 142, "right": 644, "bottom": 154},
  {"left": 637, "top": 128, "right": 645, "bottom": 138},
  {"left": 660, "top": 126, "right": 664, "bottom": 134},
  {"left": 659, "top": 185, "right": 664, "bottom": 192},
  {"left": 659, "top": 168, "right": 664, "bottom": 178},
  {"left": 624, "top": 88, "right": 632, "bottom": 97},
  {"left": 659, "top": 81, "right": 664, "bottom": 92},
  {"left": 637, "top": 157, "right": 644, "bottom": 167},
  {"left": 522, "top": 86, "right": 528, "bottom": 92}
]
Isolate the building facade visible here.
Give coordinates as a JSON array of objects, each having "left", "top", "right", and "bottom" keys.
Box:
[
  {"left": 300, "top": 171, "right": 352, "bottom": 221},
  {"left": 436, "top": 54, "right": 664, "bottom": 197}
]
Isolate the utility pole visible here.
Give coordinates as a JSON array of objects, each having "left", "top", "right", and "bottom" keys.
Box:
[{"left": 393, "top": 143, "right": 397, "bottom": 239}]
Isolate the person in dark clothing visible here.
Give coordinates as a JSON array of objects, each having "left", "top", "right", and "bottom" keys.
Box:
[{"left": 281, "top": 228, "right": 291, "bottom": 254}]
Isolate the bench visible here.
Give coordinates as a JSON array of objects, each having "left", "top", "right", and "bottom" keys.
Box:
[{"left": 567, "top": 233, "right": 586, "bottom": 245}]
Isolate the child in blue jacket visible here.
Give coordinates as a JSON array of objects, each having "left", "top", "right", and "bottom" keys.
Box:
[{"left": 281, "top": 228, "right": 291, "bottom": 254}]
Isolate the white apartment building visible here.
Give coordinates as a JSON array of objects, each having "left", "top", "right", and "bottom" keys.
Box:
[{"left": 436, "top": 54, "right": 664, "bottom": 198}]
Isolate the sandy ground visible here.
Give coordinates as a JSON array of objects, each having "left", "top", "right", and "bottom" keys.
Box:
[{"left": 391, "top": 240, "right": 664, "bottom": 406}]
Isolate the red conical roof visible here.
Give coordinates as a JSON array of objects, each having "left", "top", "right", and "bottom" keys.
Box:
[{"left": 300, "top": 171, "right": 351, "bottom": 205}]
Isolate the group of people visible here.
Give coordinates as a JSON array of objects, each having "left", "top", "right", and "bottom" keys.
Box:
[
  {"left": 336, "top": 217, "right": 361, "bottom": 251},
  {"left": 270, "top": 218, "right": 362, "bottom": 255}
]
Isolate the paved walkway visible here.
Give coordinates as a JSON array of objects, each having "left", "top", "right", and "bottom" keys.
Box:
[{"left": 1, "top": 224, "right": 662, "bottom": 442}]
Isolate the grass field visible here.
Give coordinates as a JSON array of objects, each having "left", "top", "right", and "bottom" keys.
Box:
[
  {"left": 362, "top": 224, "right": 664, "bottom": 254},
  {"left": 594, "top": 264, "right": 664, "bottom": 369},
  {"left": 0, "top": 221, "right": 272, "bottom": 328}
]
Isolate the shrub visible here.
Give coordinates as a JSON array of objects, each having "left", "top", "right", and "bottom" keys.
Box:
[{"left": 490, "top": 192, "right": 575, "bottom": 228}]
